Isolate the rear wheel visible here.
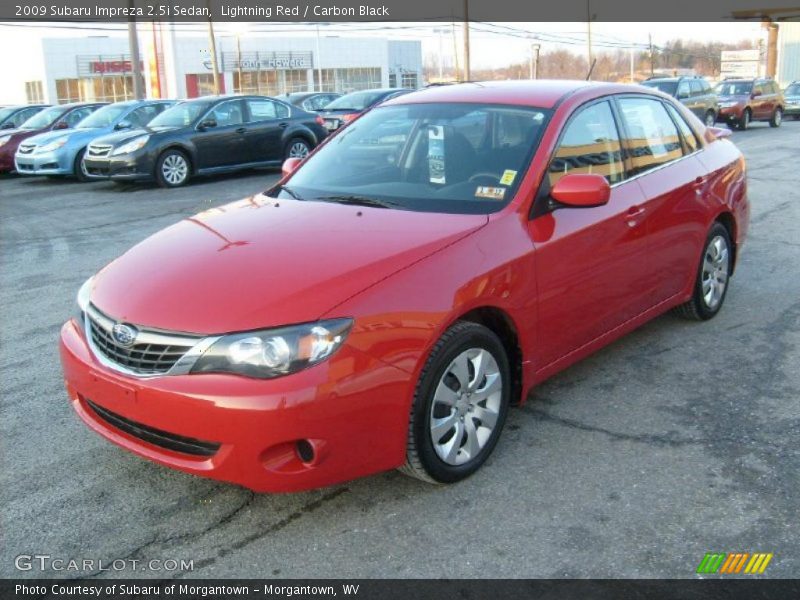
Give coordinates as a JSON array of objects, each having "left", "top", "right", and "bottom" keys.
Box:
[
  {"left": 401, "top": 321, "right": 511, "bottom": 484},
  {"left": 673, "top": 222, "right": 732, "bottom": 321},
  {"left": 155, "top": 149, "right": 190, "bottom": 188},
  {"left": 704, "top": 110, "right": 716, "bottom": 127},
  {"left": 285, "top": 137, "right": 311, "bottom": 160},
  {"left": 769, "top": 107, "right": 782, "bottom": 127},
  {"left": 74, "top": 148, "right": 90, "bottom": 182}
]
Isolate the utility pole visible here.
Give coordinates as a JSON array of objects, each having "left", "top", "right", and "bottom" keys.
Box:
[
  {"left": 206, "top": 18, "right": 221, "bottom": 94},
  {"left": 235, "top": 32, "right": 243, "bottom": 93},
  {"left": 452, "top": 21, "right": 460, "bottom": 81},
  {"left": 462, "top": 0, "right": 471, "bottom": 81},
  {"left": 649, "top": 33, "right": 654, "bottom": 77},
  {"left": 127, "top": 6, "right": 143, "bottom": 99},
  {"left": 586, "top": 0, "right": 593, "bottom": 78},
  {"left": 315, "top": 24, "right": 323, "bottom": 91},
  {"left": 530, "top": 42, "right": 540, "bottom": 79},
  {"left": 629, "top": 46, "right": 635, "bottom": 82}
]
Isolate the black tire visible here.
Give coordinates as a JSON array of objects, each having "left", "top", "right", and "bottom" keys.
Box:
[
  {"left": 673, "top": 222, "right": 733, "bottom": 321},
  {"left": 74, "top": 148, "right": 90, "bottom": 182},
  {"left": 769, "top": 107, "right": 782, "bottom": 128},
  {"left": 400, "top": 321, "right": 511, "bottom": 484},
  {"left": 704, "top": 110, "right": 716, "bottom": 127},
  {"left": 737, "top": 108, "right": 751, "bottom": 131},
  {"left": 284, "top": 137, "right": 312, "bottom": 161},
  {"left": 155, "top": 149, "right": 190, "bottom": 188}
]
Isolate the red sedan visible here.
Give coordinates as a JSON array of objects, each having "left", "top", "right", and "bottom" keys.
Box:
[{"left": 60, "top": 81, "right": 749, "bottom": 491}]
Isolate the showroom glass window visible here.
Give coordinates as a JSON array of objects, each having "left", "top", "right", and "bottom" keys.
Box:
[
  {"left": 548, "top": 100, "right": 624, "bottom": 186},
  {"left": 617, "top": 97, "right": 683, "bottom": 176}
]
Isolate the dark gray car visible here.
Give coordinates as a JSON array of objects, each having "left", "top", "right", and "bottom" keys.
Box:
[
  {"left": 641, "top": 76, "right": 719, "bottom": 126},
  {"left": 784, "top": 81, "right": 800, "bottom": 119}
]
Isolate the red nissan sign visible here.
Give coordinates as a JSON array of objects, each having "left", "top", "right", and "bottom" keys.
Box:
[{"left": 90, "top": 60, "right": 141, "bottom": 74}]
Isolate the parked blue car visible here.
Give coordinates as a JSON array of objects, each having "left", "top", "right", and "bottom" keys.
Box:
[{"left": 14, "top": 99, "right": 174, "bottom": 181}]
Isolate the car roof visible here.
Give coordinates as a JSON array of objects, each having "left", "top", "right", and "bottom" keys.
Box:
[
  {"left": 57, "top": 102, "right": 108, "bottom": 109},
  {"left": 386, "top": 80, "right": 641, "bottom": 109}
]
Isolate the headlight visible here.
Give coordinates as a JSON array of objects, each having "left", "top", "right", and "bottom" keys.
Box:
[
  {"left": 75, "top": 275, "right": 94, "bottom": 324},
  {"left": 0, "top": 135, "right": 10, "bottom": 147},
  {"left": 37, "top": 138, "right": 67, "bottom": 153},
  {"left": 191, "top": 319, "right": 353, "bottom": 379},
  {"left": 111, "top": 136, "right": 149, "bottom": 156}
]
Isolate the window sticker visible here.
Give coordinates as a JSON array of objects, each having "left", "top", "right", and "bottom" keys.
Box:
[
  {"left": 428, "top": 125, "right": 446, "bottom": 184},
  {"left": 475, "top": 186, "right": 506, "bottom": 200},
  {"left": 500, "top": 169, "right": 517, "bottom": 186}
]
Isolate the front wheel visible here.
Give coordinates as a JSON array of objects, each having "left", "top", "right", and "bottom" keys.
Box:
[
  {"left": 770, "top": 107, "right": 782, "bottom": 128},
  {"left": 737, "top": 109, "right": 751, "bottom": 130},
  {"left": 401, "top": 321, "right": 510, "bottom": 484},
  {"left": 74, "top": 148, "right": 90, "bottom": 182},
  {"left": 155, "top": 149, "right": 190, "bottom": 188},
  {"left": 704, "top": 110, "right": 716, "bottom": 127},
  {"left": 673, "top": 223, "right": 733, "bottom": 321}
]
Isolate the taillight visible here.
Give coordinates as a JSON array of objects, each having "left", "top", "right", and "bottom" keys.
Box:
[{"left": 315, "top": 115, "right": 324, "bottom": 126}]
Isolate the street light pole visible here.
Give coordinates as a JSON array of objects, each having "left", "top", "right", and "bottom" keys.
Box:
[
  {"left": 462, "top": 0, "right": 471, "bottom": 81},
  {"left": 315, "top": 24, "right": 323, "bottom": 91},
  {"left": 127, "top": 13, "right": 143, "bottom": 99},
  {"left": 529, "top": 42, "right": 540, "bottom": 79},
  {"left": 207, "top": 19, "right": 221, "bottom": 95}
]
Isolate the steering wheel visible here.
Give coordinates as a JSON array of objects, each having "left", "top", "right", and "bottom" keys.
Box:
[{"left": 468, "top": 172, "right": 502, "bottom": 184}]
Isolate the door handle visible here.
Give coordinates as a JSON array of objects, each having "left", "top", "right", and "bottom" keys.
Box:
[
  {"left": 693, "top": 176, "right": 708, "bottom": 196},
  {"left": 625, "top": 205, "right": 645, "bottom": 227},
  {"left": 236, "top": 127, "right": 247, "bottom": 134},
  {"left": 278, "top": 122, "right": 289, "bottom": 129}
]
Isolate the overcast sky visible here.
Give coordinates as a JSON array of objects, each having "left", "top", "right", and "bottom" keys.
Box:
[{"left": 0, "top": 21, "right": 766, "bottom": 70}]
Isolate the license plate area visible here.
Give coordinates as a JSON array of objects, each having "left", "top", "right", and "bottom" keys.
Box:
[{"left": 87, "top": 370, "right": 137, "bottom": 405}]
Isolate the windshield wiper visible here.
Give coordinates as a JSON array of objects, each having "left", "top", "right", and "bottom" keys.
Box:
[
  {"left": 316, "top": 195, "right": 397, "bottom": 209},
  {"left": 273, "top": 184, "right": 304, "bottom": 201}
]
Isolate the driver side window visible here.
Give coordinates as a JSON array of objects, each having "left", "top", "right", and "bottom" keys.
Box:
[{"left": 548, "top": 101, "right": 624, "bottom": 186}]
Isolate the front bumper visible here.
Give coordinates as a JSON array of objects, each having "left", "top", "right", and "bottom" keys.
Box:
[
  {"left": 0, "top": 147, "right": 16, "bottom": 172},
  {"left": 83, "top": 153, "right": 152, "bottom": 181},
  {"left": 784, "top": 102, "right": 800, "bottom": 116},
  {"left": 14, "top": 149, "right": 73, "bottom": 176},
  {"left": 717, "top": 105, "right": 744, "bottom": 121},
  {"left": 59, "top": 318, "right": 412, "bottom": 492}
]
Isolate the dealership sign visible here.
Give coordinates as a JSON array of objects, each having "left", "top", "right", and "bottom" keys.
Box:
[
  {"left": 215, "top": 51, "right": 314, "bottom": 72},
  {"left": 720, "top": 49, "right": 761, "bottom": 79},
  {"left": 77, "top": 55, "right": 144, "bottom": 77}
]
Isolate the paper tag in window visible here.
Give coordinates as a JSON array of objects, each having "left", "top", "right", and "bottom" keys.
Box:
[
  {"left": 475, "top": 186, "right": 506, "bottom": 200},
  {"left": 428, "top": 125, "right": 446, "bottom": 184},
  {"left": 500, "top": 169, "right": 517, "bottom": 186}
]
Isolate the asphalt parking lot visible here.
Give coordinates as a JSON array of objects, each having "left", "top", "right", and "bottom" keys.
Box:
[{"left": 1, "top": 120, "right": 798, "bottom": 580}]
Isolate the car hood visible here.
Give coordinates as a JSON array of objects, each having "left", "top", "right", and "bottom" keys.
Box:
[
  {"left": 91, "top": 195, "right": 488, "bottom": 334},
  {"left": 92, "top": 126, "right": 174, "bottom": 147},
  {"left": 25, "top": 128, "right": 104, "bottom": 147},
  {"left": 2, "top": 127, "right": 46, "bottom": 142}
]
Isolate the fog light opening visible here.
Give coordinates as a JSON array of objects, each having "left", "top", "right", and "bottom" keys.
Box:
[{"left": 296, "top": 440, "right": 315, "bottom": 463}]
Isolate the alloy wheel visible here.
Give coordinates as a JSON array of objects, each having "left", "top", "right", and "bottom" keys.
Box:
[
  {"left": 289, "top": 141, "right": 310, "bottom": 159},
  {"left": 701, "top": 235, "right": 730, "bottom": 310},
  {"left": 162, "top": 154, "right": 188, "bottom": 185},
  {"left": 774, "top": 109, "right": 782, "bottom": 126},
  {"left": 429, "top": 348, "right": 502, "bottom": 466},
  {"left": 705, "top": 112, "right": 716, "bottom": 127}
]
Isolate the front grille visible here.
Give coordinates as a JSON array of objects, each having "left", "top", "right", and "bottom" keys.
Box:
[
  {"left": 88, "top": 144, "right": 112, "bottom": 158},
  {"left": 18, "top": 144, "right": 34, "bottom": 154},
  {"left": 86, "top": 305, "right": 199, "bottom": 376},
  {"left": 85, "top": 399, "right": 220, "bottom": 457}
]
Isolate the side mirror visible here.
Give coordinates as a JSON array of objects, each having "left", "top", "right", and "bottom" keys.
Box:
[
  {"left": 198, "top": 118, "right": 217, "bottom": 130},
  {"left": 53, "top": 121, "right": 69, "bottom": 130},
  {"left": 751, "top": 90, "right": 762, "bottom": 98},
  {"left": 115, "top": 120, "right": 132, "bottom": 130},
  {"left": 281, "top": 157, "right": 302, "bottom": 178},
  {"left": 550, "top": 173, "right": 610, "bottom": 208}
]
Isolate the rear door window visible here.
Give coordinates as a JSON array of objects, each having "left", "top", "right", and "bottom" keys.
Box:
[
  {"left": 665, "top": 104, "right": 700, "bottom": 153},
  {"left": 677, "top": 81, "right": 691, "bottom": 98},
  {"left": 617, "top": 97, "right": 684, "bottom": 176},
  {"left": 246, "top": 99, "right": 289, "bottom": 122},
  {"left": 548, "top": 100, "right": 624, "bottom": 186},
  {"left": 690, "top": 81, "right": 704, "bottom": 97}
]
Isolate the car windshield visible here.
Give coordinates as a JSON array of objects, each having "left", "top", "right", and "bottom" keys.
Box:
[
  {"left": 325, "top": 91, "right": 386, "bottom": 111},
  {"left": 148, "top": 102, "right": 208, "bottom": 128},
  {"left": 641, "top": 81, "right": 678, "bottom": 95},
  {"left": 716, "top": 82, "right": 752, "bottom": 95},
  {"left": 20, "top": 106, "right": 68, "bottom": 129},
  {"left": 785, "top": 84, "right": 800, "bottom": 96},
  {"left": 0, "top": 107, "right": 18, "bottom": 122},
  {"left": 76, "top": 104, "right": 129, "bottom": 129},
  {"left": 273, "top": 102, "right": 551, "bottom": 215}
]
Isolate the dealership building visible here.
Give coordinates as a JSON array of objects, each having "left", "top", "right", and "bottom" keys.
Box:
[{"left": 7, "top": 28, "right": 423, "bottom": 105}]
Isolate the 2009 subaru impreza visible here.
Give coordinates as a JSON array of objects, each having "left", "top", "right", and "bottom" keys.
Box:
[{"left": 60, "top": 81, "right": 749, "bottom": 492}]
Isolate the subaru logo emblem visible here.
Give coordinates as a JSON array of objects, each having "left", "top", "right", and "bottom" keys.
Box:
[{"left": 111, "top": 323, "right": 138, "bottom": 347}]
